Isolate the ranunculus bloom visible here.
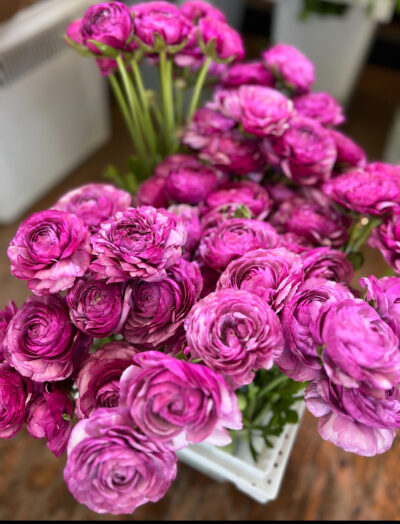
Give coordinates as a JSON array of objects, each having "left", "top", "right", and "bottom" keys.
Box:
[
  {"left": 262, "top": 43, "right": 315, "bottom": 93},
  {"left": 235, "top": 85, "right": 293, "bottom": 137},
  {"left": 167, "top": 204, "right": 202, "bottom": 258},
  {"left": 323, "top": 163, "right": 400, "bottom": 216},
  {"left": 360, "top": 276, "right": 400, "bottom": 339},
  {"left": 81, "top": 2, "right": 133, "bottom": 53},
  {"left": 53, "top": 183, "right": 131, "bottom": 232},
  {"left": 220, "top": 61, "right": 275, "bottom": 88},
  {"left": 182, "top": 107, "right": 235, "bottom": 150},
  {"left": 0, "top": 301, "right": 17, "bottom": 362},
  {"left": 133, "top": 1, "right": 193, "bottom": 48},
  {"left": 95, "top": 57, "right": 118, "bottom": 77},
  {"left": 198, "top": 16, "right": 244, "bottom": 62},
  {"left": 154, "top": 153, "right": 201, "bottom": 178},
  {"left": 217, "top": 248, "right": 304, "bottom": 312},
  {"left": 320, "top": 299, "right": 400, "bottom": 390},
  {"left": 198, "top": 218, "right": 278, "bottom": 271},
  {"left": 202, "top": 181, "right": 272, "bottom": 220},
  {"left": 267, "top": 116, "right": 337, "bottom": 185},
  {"left": 67, "top": 277, "right": 126, "bottom": 337},
  {"left": 294, "top": 92, "right": 345, "bottom": 126},
  {"left": 8, "top": 210, "right": 91, "bottom": 296},
  {"left": 276, "top": 278, "right": 353, "bottom": 382},
  {"left": 66, "top": 19, "right": 84, "bottom": 47},
  {"left": 4, "top": 295, "right": 92, "bottom": 383},
  {"left": 369, "top": 213, "right": 400, "bottom": 273},
  {"left": 301, "top": 247, "right": 353, "bottom": 285},
  {"left": 199, "top": 130, "right": 265, "bottom": 176},
  {"left": 123, "top": 259, "right": 202, "bottom": 347},
  {"left": 329, "top": 129, "right": 367, "bottom": 170},
  {"left": 26, "top": 386, "right": 73, "bottom": 457},
  {"left": 90, "top": 206, "right": 186, "bottom": 283},
  {"left": 64, "top": 408, "right": 177, "bottom": 515},
  {"left": 305, "top": 375, "right": 399, "bottom": 456},
  {"left": 184, "top": 289, "right": 284, "bottom": 389},
  {"left": 75, "top": 341, "right": 138, "bottom": 419},
  {"left": 180, "top": 0, "right": 227, "bottom": 23},
  {"left": 165, "top": 161, "right": 219, "bottom": 205},
  {"left": 0, "top": 363, "right": 32, "bottom": 438},
  {"left": 134, "top": 176, "right": 169, "bottom": 209},
  {"left": 119, "top": 351, "right": 242, "bottom": 449}
]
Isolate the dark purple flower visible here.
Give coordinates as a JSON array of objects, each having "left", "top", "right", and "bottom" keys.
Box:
[
  {"left": 198, "top": 218, "right": 278, "bottom": 271},
  {"left": 0, "top": 363, "right": 32, "bottom": 438},
  {"left": 262, "top": 43, "right": 315, "bottom": 93},
  {"left": 301, "top": 247, "right": 353, "bottom": 285},
  {"left": 0, "top": 301, "right": 17, "bottom": 362},
  {"left": 90, "top": 206, "right": 186, "bottom": 283},
  {"left": 4, "top": 295, "right": 92, "bottom": 383},
  {"left": 53, "top": 183, "right": 131, "bottom": 232},
  {"left": 184, "top": 289, "right": 284, "bottom": 389},
  {"left": 64, "top": 407, "right": 177, "bottom": 514},
  {"left": 26, "top": 386, "right": 73, "bottom": 457},
  {"left": 123, "top": 259, "right": 202, "bottom": 347},
  {"left": 8, "top": 210, "right": 91, "bottom": 296},
  {"left": 119, "top": 351, "right": 242, "bottom": 449},
  {"left": 360, "top": 276, "right": 400, "bottom": 339},
  {"left": 81, "top": 2, "right": 133, "bottom": 53},
  {"left": 198, "top": 17, "right": 244, "bottom": 62},
  {"left": 294, "top": 92, "right": 345, "bottom": 126},
  {"left": 220, "top": 61, "right": 275, "bottom": 88},
  {"left": 75, "top": 341, "right": 138, "bottom": 419}
]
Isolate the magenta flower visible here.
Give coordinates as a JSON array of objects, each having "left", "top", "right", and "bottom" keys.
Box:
[
  {"left": 95, "top": 57, "right": 118, "bottom": 77},
  {"left": 134, "top": 176, "right": 169, "bottom": 209},
  {"left": 180, "top": 0, "right": 227, "bottom": 23},
  {"left": 198, "top": 218, "right": 278, "bottom": 271},
  {"left": 165, "top": 161, "right": 219, "bottom": 205},
  {"left": 323, "top": 163, "right": 400, "bottom": 216},
  {"left": 329, "top": 129, "right": 366, "bottom": 170},
  {"left": 66, "top": 19, "right": 84, "bottom": 47},
  {"left": 168, "top": 204, "right": 202, "bottom": 258},
  {"left": 217, "top": 248, "right": 304, "bottom": 312},
  {"left": 305, "top": 375, "right": 399, "bottom": 456},
  {"left": 53, "top": 183, "right": 131, "bottom": 232},
  {"left": 369, "top": 213, "right": 400, "bottom": 273},
  {"left": 26, "top": 386, "right": 73, "bottom": 457},
  {"left": 90, "top": 206, "right": 187, "bottom": 283},
  {"left": 0, "top": 301, "right": 17, "bottom": 362},
  {"left": 75, "top": 341, "right": 138, "bottom": 419},
  {"left": 64, "top": 408, "right": 177, "bottom": 515},
  {"left": 120, "top": 351, "right": 242, "bottom": 449},
  {"left": 8, "top": 210, "right": 91, "bottom": 296},
  {"left": 183, "top": 107, "right": 235, "bottom": 150},
  {"left": 81, "top": 2, "right": 133, "bottom": 53},
  {"left": 220, "top": 61, "right": 274, "bottom": 88},
  {"left": 301, "top": 247, "right": 353, "bottom": 285},
  {"left": 198, "top": 17, "right": 244, "bottom": 62},
  {"left": 4, "top": 295, "right": 92, "bottom": 383},
  {"left": 154, "top": 153, "right": 201, "bottom": 178},
  {"left": 184, "top": 289, "right": 284, "bottom": 389},
  {"left": 320, "top": 299, "right": 400, "bottom": 390},
  {"left": 294, "top": 92, "right": 345, "bottom": 126},
  {"left": 360, "top": 276, "right": 400, "bottom": 339},
  {"left": 262, "top": 43, "right": 315, "bottom": 93},
  {"left": 267, "top": 116, "right": 337, "bottom": 185},
  {"left": 123, "top": 259, "right": 202, "bottom": 347},
  {"left": 0, "top": 363, "right": 32, "bottom": 438}
]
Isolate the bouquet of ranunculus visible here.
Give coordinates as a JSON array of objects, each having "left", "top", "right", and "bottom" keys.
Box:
[{"left": 2, "top": 0, "right": 400, "bottom": 516}]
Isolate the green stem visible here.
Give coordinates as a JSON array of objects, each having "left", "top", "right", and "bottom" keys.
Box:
[
  {"left": 257, "top": 375, "right": 289, "bottom": 399},
  {"left": 159, "top": 50, "right": 175, "bottom": 152},
  {"left": 187, "top": 56, "right": 212, "bottom": 123},
  {"left": 131, "top": 60, "right": 157, "bottom": 157},
  {"left": 108, "top": 74, "right": 137, "bottom": 147},
  {"left": 345, "top": 215, "right": 382, "bottom": 254}
]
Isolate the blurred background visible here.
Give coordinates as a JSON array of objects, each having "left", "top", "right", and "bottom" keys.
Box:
[{"left": 0, "top": 0, "right": 399, "bottom": 520}]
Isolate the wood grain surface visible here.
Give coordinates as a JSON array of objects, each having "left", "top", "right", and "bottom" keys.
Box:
[{"left": 0, "top": 62, "right": 399, "bottom": 521}]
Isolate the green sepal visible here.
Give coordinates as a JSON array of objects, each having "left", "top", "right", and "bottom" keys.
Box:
[
  {"left": 64, "top": 35, "right": 94, "bottom": 57},
  {"left": 87, "top": 39, "right": 120, "bottom": 58}
]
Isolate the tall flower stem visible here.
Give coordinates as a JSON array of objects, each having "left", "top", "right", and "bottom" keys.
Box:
[
  {"left": 345, "top": 215, "right": 382, "bottom": 254},
  {"left": 187, "top": 56, "right": 212, "bottom": 123},
  {"left": 108, "top": 74, "right": 137, "bottom": 148},
  {"left": 159, "top": 50, "right": 176, "bottom": 153}
]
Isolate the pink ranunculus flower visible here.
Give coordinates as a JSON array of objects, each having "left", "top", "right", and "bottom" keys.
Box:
[
  {"left": 301, "top": 247, "right": 354, "bottom": 285},
  {"left": 53, "top": 183, "right": 131, "bottom": 232},
  {"left": 64, "top": 407, "right": 177, "bottom": 515},
  {"left": 182, "top": 106, "right": 236, "bottom": 150},
  {"left": 123, "top": 258, "right": 202, "bottom": 347},
  {"left": 267, "top": 116, "right": 337, "bottom": 185},
  {"left": 262, "top": 43, "right": 315, "bottom": 93},
  {"left": 180, "top": 0, "right": 227, "bottom": 23},
  {"left": 8, "top": 210, "right": 91, "bottom": 296},
  {"left": 165, "top": 161, "right": 219, "bottom": 205},
  {"left": 217, "top": 247, "right": 304, "bottom": 312},
  {"left": 305, "top": 375, "right": 399, "bottom": 456},
  {"left": 66, "top": 19, "right": 84, "bottom": 47},
  {"left": 90, "top": 206, "right": 187, "bottom": 283},
  {"left": 369, "top": 213, "right": 400, "bottom": 273},
  {"left": 134, "top": 176, "right": 169, "bottom": 208},
  {"left": 75, "top": 341, "right": 138, "bottom": 419},
  {"left": 168, "top": 204, "right": 202, "bottom": 258},
  {"left": 293, "top": 92, "right": 345, "bottom": 126},
  {"left": 198, "top": 16, "right": 244, "bottom": 62},
  {"left": 95, "top": 57, "right": 118, "bottom": 77},
  {"left": 0, "top": 301, "right": 17, "bottom": 362},
  {"left": 329, "top": 129, "right": 367, "bottom": 170},
  {"left": 0, "top": 363, "right": 32, "bottom": 438},
  {"left": 26, "top": 386, "right": 73, "bottom": 457},
  {"left": 185, "top": 289, "right": 284, "bottom": 389},
  {"left": 320, "top": 299, "right": 400, "bottom": 390},
  {"left": 119, "top": 351, "right": 242, "bottom": 449},
  {"left": 220, "top": 61, "right": 275, "bottom": 88},
  {"left": 198, "top": 218, "right": 279, "bottom": 271},
  {"left": 4, "top": 295, "right": 92, "bottom": 383},
  {"left": 360, "top": 276, "right": 400, "bottom": 339},
  {"left": 154, "top": 153, "right": 202, "bottom": 178},
  {"left": 323, "top": 162, "right": 400, "bottom": 216},
  {"left": 81, "top": 2, "right": 133, "bottom": 53}
]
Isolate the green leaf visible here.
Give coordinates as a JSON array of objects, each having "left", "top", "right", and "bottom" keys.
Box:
[
  {"left": 347, "top": 251, "right": 364, "bottom": 270},
  {"left": 62, "top": 413, "right": 72, "bottom": 422}
]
